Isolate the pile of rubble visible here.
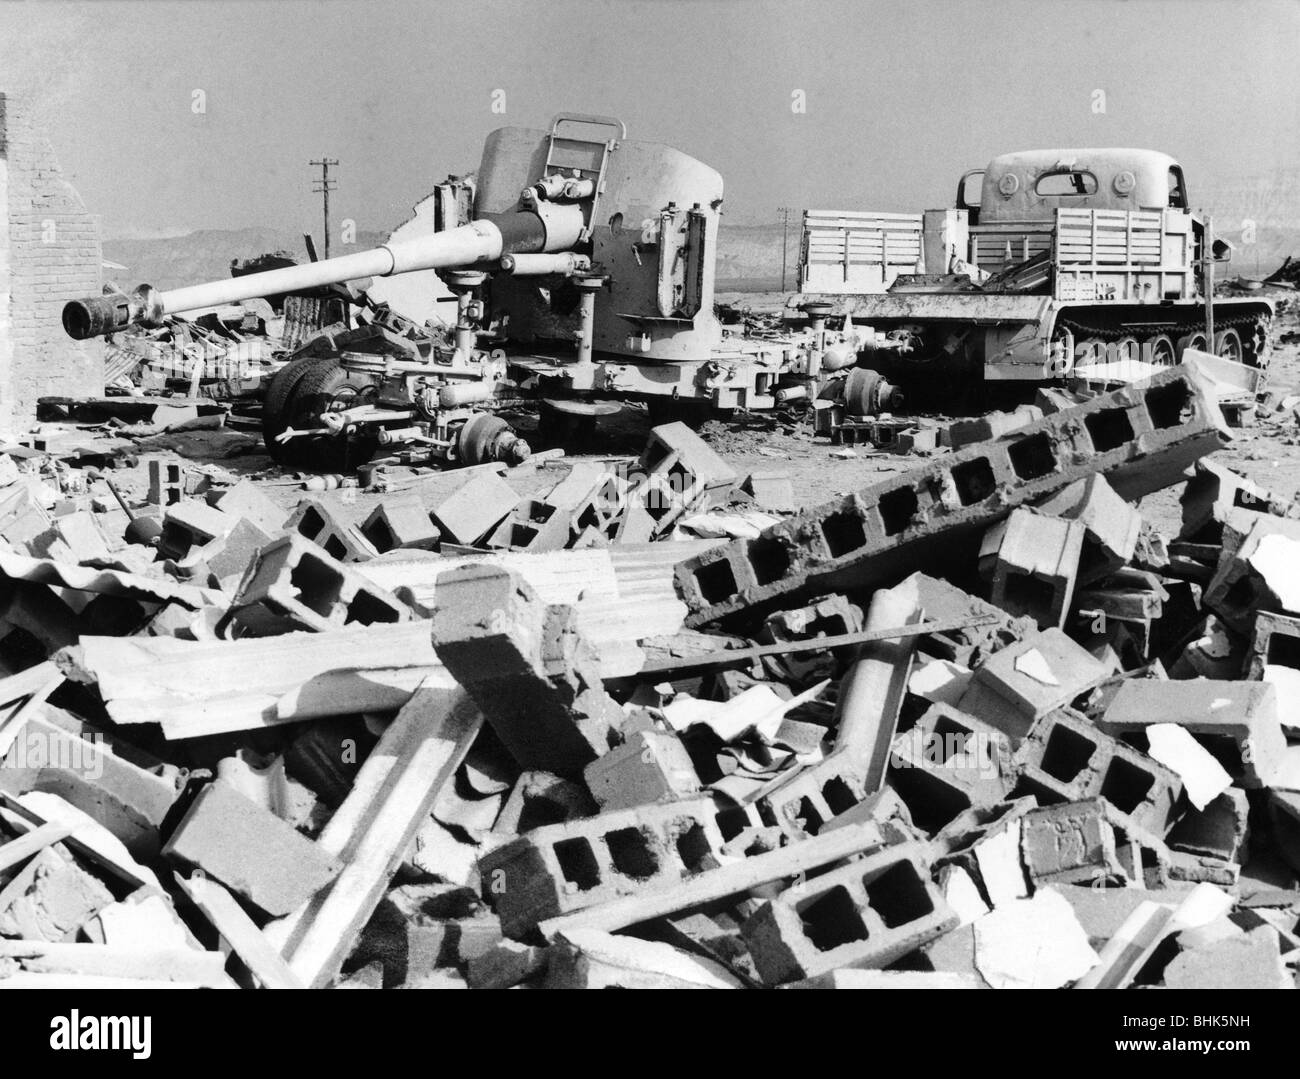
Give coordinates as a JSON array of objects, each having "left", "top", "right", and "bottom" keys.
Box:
[{"left": 1, "top": 362, "right": 1299, "bottom": 989}]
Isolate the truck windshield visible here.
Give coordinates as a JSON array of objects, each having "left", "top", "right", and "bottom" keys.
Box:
[{"left": 1035, "top": 171, "right": 1098, "bottom": 196}]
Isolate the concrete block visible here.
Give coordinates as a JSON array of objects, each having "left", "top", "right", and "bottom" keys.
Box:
[
  {"left": 487, "top": 497, "right": 574, "bottom": 552},
  {"left": 159, "top": 500, "right": 235, "bottom": 560},
  {"left": 359, "top": 494, "right": 439, "bottom": 553},
  {"left": 1098, "top": 679, "right": 1284, "bottom": 789},
  {"left": 162, "top": 781, "right": 341, "bottom": 917},
  {"left": 948, "top": 405, "right": 1043, "bottom": 449},
  {"left": 1012, "top": 707, "right": 1184, "bottom": 835},
  {"left": 755, "top": 751, "right": 873, "bottom": 837},
  {"left": 427, "top": 470, "right": 519, "bottom": 545},
  {"left": 146, "top": 457, "right": 184, "bottom": 507},
  {"left": 886, "top": 704, "right": 1015, "bottom": 834},
  {"left": 742, "top": 470, "right": 796, "bottom": 513},
  {"left": 584, "top": 729, "right": 700, "bottom": 811},
  {"left": 286, "top": 498, "right": 379, "bottom": 562},
  {"left": 28, "top": 512, "right": 111, "bottom": 564},
  {"left": 1167, "top": 788, "right": 1250, "bottom": 864},
  {"left": 201, "top": 517, "right": 274, "bottom": 590},
  {"left": 493, "top": 771, "right": 596, "bottom": 836},
  {"left": 1019, "top": 799, "right": 1126, "bottom": 886},
  {"left": 209, "top": 479, "right": 288, "bottom": 536},
  {"left": 1163, "top": 925, "right": 1291, "bottom": 989},
  {"left": 740, "top": 842, "right": 955, "bottom": 985},
  {"left": 431, "top": 564, "right": 623, "bottom": 775},
  {"left": 678, "top": 366, "right": 1229, "bottom": 626},
  {"left": 1180, "top": 458, "right": 1295, "bottom": 544},
  {"left": 467, "top": 938, "right": 548, "bottom": 989},
  {"left": 956, "top": 627, "right": 1110, "bottom": 740},
  {"left": 906, "top": 572, "right": 1037, "bottom": 666},
  {"left": 477, "top": 797, "right": 725, "bottom": 937},
  {"left": 219, "top": 533, "right": 412, "bottom": 636},
  {"left": 1245, "top": 609, "right": 1300, "bottom": 680},
  {"left": 1034, "top": 474, "right": 1142, "bottom": 584},
  {"left": 640, "top": 422, "right": 738, "bottom": 494},
  {"left": 980, "top": 508, "right": 1084, "bottom": 628},
  {"left": 759, "top": 592, "right": 862, "bottom": 681},
  {"left": 0, "top": 706, "right": 184, "bottom": 861}
]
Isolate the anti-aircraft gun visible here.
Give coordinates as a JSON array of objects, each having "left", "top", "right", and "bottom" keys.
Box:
[{"left": 64, "top": 114, "right": 898, "bottom": 470}]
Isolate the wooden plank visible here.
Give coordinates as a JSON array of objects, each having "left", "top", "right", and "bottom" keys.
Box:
[
  {"left": 0, "top": 939, "right": 232, "bottom": 987},
  {"left": 263, "top": 672, "right": 483, "bottom": 988},
  {"left": 631, "top": 614, "right": 998, "bottom": 677},
  {"left": 175, "top": 874, "right": 304, "bottom": 989},
  {"left": 0, "top": 820, "right": 74, "bottom": 873}
]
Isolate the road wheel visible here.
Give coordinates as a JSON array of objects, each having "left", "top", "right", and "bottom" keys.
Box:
[
  {"left": 1213, "top": 328, "right": 1243, "bottom": 364},
  {"left": 1146, "top": 334, "right": 1176, "bottom": 367},
  {"left": 1175, "top": 331, "right": 1208, "bottom": 360}
]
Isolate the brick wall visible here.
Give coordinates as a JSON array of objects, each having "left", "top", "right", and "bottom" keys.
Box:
[{"left": 0, "top": 91, "right": 103, "bottom": 433}]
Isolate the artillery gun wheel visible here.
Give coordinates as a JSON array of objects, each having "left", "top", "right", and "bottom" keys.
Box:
[
  {"left": 287, "top": 360, "right": 381, "bottom": 473},
  {"left": 263, "top": 357, "right": 380, "bottom": 472},
  {"left": 262, "top": 356, "right": 335, "bottom": 463},
  {"left": 1213, "top": 328, "right": 1243, "bottom": 364}
]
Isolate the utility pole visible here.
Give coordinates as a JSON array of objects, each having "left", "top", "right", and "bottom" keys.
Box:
[
  {"left": 310, "top": 158, "right": 338, "bottom": 258},
  {"left": 777, "top": 207, "right": 794, "bottom": 292}
]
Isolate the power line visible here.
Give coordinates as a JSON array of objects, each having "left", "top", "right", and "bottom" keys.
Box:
[{"left": 310, "top": 158, "right": 338, "bottom": 258}]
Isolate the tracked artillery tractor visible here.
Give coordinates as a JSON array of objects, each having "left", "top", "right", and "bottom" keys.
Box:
[
  {"left": 63, "top": 114, "right": 879, "bottom": 471},
  {"left": 799, "top": 148, "right": 1275, "bottom": 405}
]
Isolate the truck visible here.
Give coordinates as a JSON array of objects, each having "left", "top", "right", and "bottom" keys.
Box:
[
  {"left": 62, "top": 114, "right": 868, "bottom": 471},
  {"left": 798, "top": 148, "right": 1274, "bottom": 403}
]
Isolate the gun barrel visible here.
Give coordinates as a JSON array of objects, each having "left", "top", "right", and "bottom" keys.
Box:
[{"left": 63, "top": 203, "right": 584, "bottom": 339}]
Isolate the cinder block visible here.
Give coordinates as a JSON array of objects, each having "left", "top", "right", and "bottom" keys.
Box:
[
  {"left": 208, "top": 479, "right": 288, "bottom": 536},
  {"left": 584, "top": 729, "right": 700, "bottom": 811},
  {"left": 159, "top": 500, "right": 236, "bottom": 560},
  {"left": 162, "top": 780, "right": 341, "bottom": 916},
  {"left": 146, "top": 457, "right": 184, "bottom": 506},
  {"left": 740, "top": 842, "right": 956, "bottom": 984},
  {"left": 1245, "top": 609, "right": 1300, "bottom": 680},
  {"left": 219, "top": 533, "right": 412, "bottom": 636},
  {"left": 431, "top": 564, "right": 622, "bottom": 775},
  {"left": 200, "top": 517, "right": 274, "bottom": 590},
  {"left": 27, "top": 512, "right": 111, "bottom": 564},
  {"left": 1012, "top": 707, "right": 1184, "bottom": 835},
  {"left": 758, "top": 592, "right": 862, "bottom": 681},
  {"left": 677, "top": 367, "right": 1228, "bottom": 626},
  {"left": 1019, "top": 799, "right": 1126, "bottom": 886},
  {"left": 1180, "top": 458, "right": 1295, "bottom": 543},
  {"left": 640, "top": 422, "right": 738, "bottom": 494},
  {"left": 1166, "top": 788, "right": 1250, "bottom": 864},
  {"left": 427, "top": 470, "right": 519, "bottom": 545},
  {"left": 956, "top": 627, "right": 1109, "bottom": 739},
  {"left": 906, "top": 572, "right": 1037, "bottom": 666},
  {"left": 493, "top": 771, "right": 596, "bottom": 836},
  {"left": 1097, "top": 679, "right": 1284, "bottom": 789},
  {"left": 742, "top": 470, "right": 796, "bottom": 513},
  {"left": 1034, "top": 474, "right": 1142, "bottom": 584},
  {"left": 948, "top": 406, "right": 1043, "bottom": 449},
  {"left": 359, "top": 494, "right": 440, "bottom": 553},
  {"left": 486, "top": 497, "right": 573, "bottom": 552},
  {"left": 1203, "top": 513, "right": 1300, "bottom": 633},
  {"left": 886, "top": 704, "right": 1015, "bottom": 835},
  {"left": 980, "top": 508, "right": 1084, "bottom": 628},
  {"left": 755, "top": 751, "right": 874, "bottom": 837},
  {"left": 286, "top": 498, "right": 379, "bottom": 562},
  {"left": 477, "top": 797, "right": 725, "bottom": 937}
]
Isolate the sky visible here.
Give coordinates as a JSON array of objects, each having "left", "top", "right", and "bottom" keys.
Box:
[{"left": 1, "top": 0, "right": 1297, "bottom": 241}]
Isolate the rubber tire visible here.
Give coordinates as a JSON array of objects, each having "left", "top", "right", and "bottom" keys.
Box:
[
  {"left": 262, "top": 355, "right": 335, "bottom": 464},
  {"left": 278, "top": 359, "right": 380, "bottom": 473}
]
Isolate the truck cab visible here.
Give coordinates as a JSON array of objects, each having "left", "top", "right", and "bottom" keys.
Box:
[{"left": 957, "top": 148, "right": 1189, "bottom": 226}]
